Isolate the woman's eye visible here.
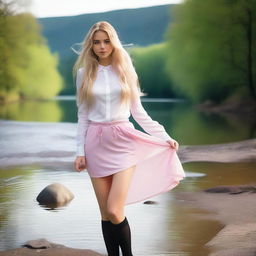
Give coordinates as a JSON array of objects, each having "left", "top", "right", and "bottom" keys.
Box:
[{"left": 93, "top": 40, "right": 110, "bottom": 45}]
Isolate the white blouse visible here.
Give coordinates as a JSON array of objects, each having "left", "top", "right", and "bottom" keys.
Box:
[{"left": 76, "top": 64, "right": 172, "bottom": 156}]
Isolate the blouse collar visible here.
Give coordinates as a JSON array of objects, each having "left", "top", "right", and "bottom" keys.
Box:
[{"left": 98, "top": 64, "right": 112, "bottom": 72}]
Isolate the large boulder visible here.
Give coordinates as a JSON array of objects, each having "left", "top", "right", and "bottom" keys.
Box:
[{"left": 36, "top": 183, "right": 74, "bottom": 207}]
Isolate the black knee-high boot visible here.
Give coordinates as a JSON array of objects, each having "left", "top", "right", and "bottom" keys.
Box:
[
  {"left": 112, "top": 217, "right": 133, "bottom": 256},
  {"left": 101, "top": 220, "right": 120, "bottom": 256}
]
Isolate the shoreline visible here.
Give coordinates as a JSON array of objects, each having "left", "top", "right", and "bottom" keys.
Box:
[
  {"left": 177, "top": 190, "right": 256, "bottom": 256},
  {"left": 178, "top": 139, "right": 256, "bottom": 164},
  {"left": 196, "top": 98, "right": 256, "bottom": 119}
]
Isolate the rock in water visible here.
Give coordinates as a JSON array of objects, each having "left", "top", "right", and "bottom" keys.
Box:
[
  {"left": 3, "top": 239, "right": 104, "bottom": 256},
  {"left": 205, "top": 185, "right": 256, "bottom": 194},
  {"left": 143, "top": 200, "right": 158, "bottom": 205},
  {"left": 36, "top": 183, "right": 74, "bottom": 207},
  {"left": 23, "top": 238, "right": 62, "bottom": 249}
]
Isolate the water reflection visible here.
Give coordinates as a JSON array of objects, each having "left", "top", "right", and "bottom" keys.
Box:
[
  {"left": 181, "top": 162, "right": 256, "bottom": 192},
  {"left": 0, "top": 100, "right": 62, "bottom": 122},
  {"left": 143, "top": 101, "right": 255, "bottom": 145},
  {"left": 0, "top": 98, "right": 255, "bottom": 145}
]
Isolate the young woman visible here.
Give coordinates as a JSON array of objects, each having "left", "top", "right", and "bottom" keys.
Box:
[{"left": 73, "top": 21, "right": 185, "bottom": 256}]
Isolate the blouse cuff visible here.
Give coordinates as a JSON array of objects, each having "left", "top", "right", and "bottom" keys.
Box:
[{"left": 76, "top": 146, "right": 85, "bottom": 157}]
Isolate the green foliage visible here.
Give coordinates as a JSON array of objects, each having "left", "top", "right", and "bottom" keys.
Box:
[
  {"left": 19, "top": 44, "right": 62, "bottom": 99},
  {"left": 0, "top": 7, "right": 63, "bottom": 103},
  {"left": 165, "top": 0, "right": 256, "bottom": 103},
  {"left": 130, "top": 43, "right": 177, "bottom": 97}
]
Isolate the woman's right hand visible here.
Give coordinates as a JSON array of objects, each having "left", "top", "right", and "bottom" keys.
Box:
[{"left": 74, "top": 156, "right": 87, "bottom": 172}]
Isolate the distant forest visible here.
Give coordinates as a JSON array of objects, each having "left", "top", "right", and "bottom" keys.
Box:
[{"left": 1, "top": 1, "right": 255, "bottom": 105}]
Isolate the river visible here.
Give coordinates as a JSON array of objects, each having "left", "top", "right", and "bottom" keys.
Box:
[{"left": 0, "top": 97, "right": 255, "bottom": 255}]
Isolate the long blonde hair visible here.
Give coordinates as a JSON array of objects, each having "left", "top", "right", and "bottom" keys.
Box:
[{"left": 73, "top": 21, "right": 141, "bottom": 110}]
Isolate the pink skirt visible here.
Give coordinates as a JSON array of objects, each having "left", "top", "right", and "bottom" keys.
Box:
[{"left": 85, "top": 120, "right": 185, "bottom": 205}]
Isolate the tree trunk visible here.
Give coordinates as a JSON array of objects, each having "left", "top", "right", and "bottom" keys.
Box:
[{"left": 245, "top": 8, "right": 256, "bottom": 99}]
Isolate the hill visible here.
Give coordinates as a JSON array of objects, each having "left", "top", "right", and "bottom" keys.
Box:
[{"left": 37, "top": 4, "right": 175, "bottom": 58}]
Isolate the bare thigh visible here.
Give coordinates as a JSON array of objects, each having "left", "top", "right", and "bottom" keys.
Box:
[
  {"left": 91, "top": 175, "right": 112, "bottom": 220},
  {"left": 91, "top": 166, "right": 135, "bottom": 223},
  {"left": 107, "top": 165, "right": 135, "bottom": 223}
]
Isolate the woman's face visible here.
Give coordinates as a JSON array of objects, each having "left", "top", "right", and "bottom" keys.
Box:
[{"left": 92, "top": 30, "right": 114, "bottom": 62}]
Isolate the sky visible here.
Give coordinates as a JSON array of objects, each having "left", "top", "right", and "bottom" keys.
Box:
[{"left": 28, "top": 0, "right": 183, "bottom": 18}]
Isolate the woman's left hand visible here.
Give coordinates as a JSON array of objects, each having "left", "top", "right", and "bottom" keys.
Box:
[{"left": 166, "top": 139, "right": 179, "bottom": 151}]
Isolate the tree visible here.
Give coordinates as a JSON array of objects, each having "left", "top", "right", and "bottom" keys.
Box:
[
  {"left": 0, "top": 1, "right": 63, "bottom": 102},
  {"left": 130, "top": 43, "right": 177, "bottom": 98},
  {"left": 165, "top": 0, "right": 256, "bottom": 103}
]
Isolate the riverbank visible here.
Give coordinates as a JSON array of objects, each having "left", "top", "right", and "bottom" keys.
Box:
[
  {"left": 196, "top": 97, "right": 256, "bottom": 124},
  {"left": 178, "top": 139, "right": 256, "bottom": 163},
  {"left": 177, "top": 188, "right": 256, "bottom": 256}
]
